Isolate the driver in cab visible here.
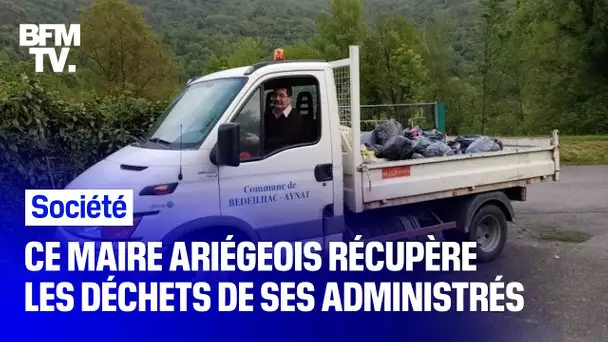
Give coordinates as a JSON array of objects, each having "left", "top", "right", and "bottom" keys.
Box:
[{"left": 244, "top": 84, "right": 305, "bottom": 155}]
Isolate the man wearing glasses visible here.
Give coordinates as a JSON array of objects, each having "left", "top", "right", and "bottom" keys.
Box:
[{"left": 244, "top": 84, "right": 307, "bottom": 155}]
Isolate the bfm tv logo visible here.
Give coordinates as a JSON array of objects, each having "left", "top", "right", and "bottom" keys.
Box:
[{"left": 19, "top": 24, "right": 80, "bottom": 73}]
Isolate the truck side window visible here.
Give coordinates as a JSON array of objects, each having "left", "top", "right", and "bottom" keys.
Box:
[
  {"left": 232, "top": 87, "right": 262, "bottom": 160},
  {"left": 260, "top": 76, "right": 320, "bottom": 157}
]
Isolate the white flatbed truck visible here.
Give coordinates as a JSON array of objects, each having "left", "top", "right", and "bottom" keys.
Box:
[{"left": 58, "top": 45, "right": 560, "bottom": 263}]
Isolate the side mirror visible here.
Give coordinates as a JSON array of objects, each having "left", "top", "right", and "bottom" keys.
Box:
[{"left": 214, "top": 123, "right": 240, "bottom": 167}]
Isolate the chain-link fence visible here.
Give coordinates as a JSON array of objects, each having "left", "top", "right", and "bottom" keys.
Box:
[{"left": 332, "top": 63, "right": 352, "bottom": 128}]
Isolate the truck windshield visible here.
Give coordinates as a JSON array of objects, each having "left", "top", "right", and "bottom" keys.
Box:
[{"left": 140, "top": 77, "right": 248, "bottom": 149}]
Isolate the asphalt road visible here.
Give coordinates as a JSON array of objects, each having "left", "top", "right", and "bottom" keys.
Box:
[{"left": 469, "top": 165, "right": 608, "bottom": 341}]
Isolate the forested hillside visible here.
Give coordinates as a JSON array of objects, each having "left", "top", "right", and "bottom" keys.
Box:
[
  {"left": 1, "top": 0, "right": 608, "bottom": 136},
  {"left": 1, "top": 0, "right": 480, "bottom": 78}
]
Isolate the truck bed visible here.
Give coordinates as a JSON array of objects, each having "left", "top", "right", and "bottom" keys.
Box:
[{"left": 341, "top": 129, "right": 560, "bottom": 212}]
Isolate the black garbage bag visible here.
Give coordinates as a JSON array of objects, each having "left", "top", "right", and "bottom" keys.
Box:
[
  {"left": 454, "top": 135, "right": 482, "bottom": 152},
  {"left": 379, "top": 135, "right": 412, "bottom": 160},
  {"left": 360, "top": 131, "right": 374, "bottom": 145},
  {"left": 364, "top": 143, "right": 384, "bottom": 155},
  {"left": 465, "top": 136, "right": 503, "bottom": 154},
  {"left": 447, "top": 140, "right": 460, "bottom": 148},
  {"left": 422, "top": 130, "right": 446, "bottom": 142},
  {"left": 495, "top": 139, "right": 504, "bottom": 150},
  {"left": 371, "top": 119, "right": 402, "bottom": 145},
  {"left": 411, "top": 153, "right": 425, "bottom": 159},
  {"left": 422, "top": 141, "right": 455, "bottom": 158},
  {"left": 400, "top": 138, "right": 418, "bottom": 159},
  {"left": 411, "top": 136, "right": 433, "bottom": 154},
  {"left": 447, "top": 141, "right": 461, "bottom": 154}
]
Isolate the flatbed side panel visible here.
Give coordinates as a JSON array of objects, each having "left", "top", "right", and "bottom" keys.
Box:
[
  {"left": 499, "top": 137, "right": 554, "bottom": 148},
  {"left": 363, "top": 178, "right": 550, "bottom": 210},
  {"left": 361, "top": 148, "right": 556, "bottom": 207}
]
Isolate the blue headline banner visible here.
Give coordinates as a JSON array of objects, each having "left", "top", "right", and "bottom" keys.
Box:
[{"left": 0, "top": 187, "right": 546, "bottom": 342}]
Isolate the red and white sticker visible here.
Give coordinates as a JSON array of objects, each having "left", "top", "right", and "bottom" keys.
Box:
[{"left": 381, "top": 165, "right": 411, "bottom": 179}]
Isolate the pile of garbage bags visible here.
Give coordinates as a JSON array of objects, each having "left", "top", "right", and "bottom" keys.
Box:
[{"left": 360, "top": 119, "right": 504, "bottom": 162}]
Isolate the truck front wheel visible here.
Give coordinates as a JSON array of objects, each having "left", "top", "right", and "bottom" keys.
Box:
[{"left": 469, "top": 204, "right": 508, "bottom": 263}]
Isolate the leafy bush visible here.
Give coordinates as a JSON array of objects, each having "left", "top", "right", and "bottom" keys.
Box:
[{"left": 0, "top": 78, "right": 168, "bottom": 230}]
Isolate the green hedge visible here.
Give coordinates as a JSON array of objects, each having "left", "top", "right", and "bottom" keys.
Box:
[{"left": 0, "top": 78, "right": 168, "bottom": 230}]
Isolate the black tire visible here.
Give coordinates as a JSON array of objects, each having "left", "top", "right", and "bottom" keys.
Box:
[{"left": 468, "top": 204, "right": 508, "bottom": 263}]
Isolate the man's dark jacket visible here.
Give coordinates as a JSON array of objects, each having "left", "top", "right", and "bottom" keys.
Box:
[{"left": 263, "top": 107, "right": 307, "bottom": 153}]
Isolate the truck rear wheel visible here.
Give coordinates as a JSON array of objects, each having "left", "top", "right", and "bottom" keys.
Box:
[{"left": 469, "top": 204, "right": 507, "bottom": 263}]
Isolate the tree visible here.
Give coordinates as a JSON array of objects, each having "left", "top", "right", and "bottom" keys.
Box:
[
  {"left": 76, "top": 0, "right": 181, "bottom": 100},
  {"left": 225, "top": 37, "right": 268, "bottom": 67},
  {"left": 203, "top": 37, "right": 269, "bottom": 74},
  {"left": 314, "top": 0, "right": 368, "bottom": 60},
  {"left": 476, "top": 0, "right": 508, "bottom": 134},
  {"left": 362, "top": 16, "right": 427, "bottom": 106},
  {"left": 418, "top": 10, "right": 477, "bottom": 134},
  {"left": 498, "top": 0, "right": 608, "bottom": 135},
  {"left": 419, "top": 10, "right": 457, "bottom": 102},
  {"left": 283, "top": 41, "right": 323, "bottom": 60},
  {"left": 493, "top": 4, "right": 529, "bottom": 129}
]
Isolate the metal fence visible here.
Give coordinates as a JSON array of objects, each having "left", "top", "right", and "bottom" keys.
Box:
[
  {"left": 359, "top": 103, "right": 437, "bottom": 132},
  {"left": 332, "top": 63, "right": 352, "bottom": 128}
]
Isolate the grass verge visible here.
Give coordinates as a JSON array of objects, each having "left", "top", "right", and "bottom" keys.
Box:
[{"left": 560, "top": 135, "right": 608, "bottom": 165}]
